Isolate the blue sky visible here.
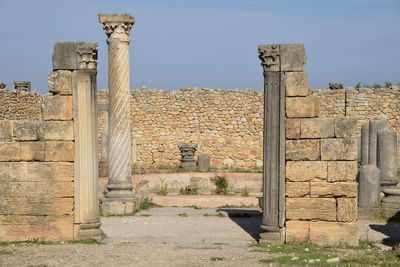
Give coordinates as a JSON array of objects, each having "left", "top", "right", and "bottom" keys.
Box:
[{"left": 0, "top": 0, "right": 399, "bottom": 93}]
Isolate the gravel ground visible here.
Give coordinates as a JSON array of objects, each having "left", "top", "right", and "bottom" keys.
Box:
[
  {"left": 1, "top": 207, "right": 399, "bottom": 267},
  {"left": 0, "top": 242, "right": 270, "bottom": 267}
]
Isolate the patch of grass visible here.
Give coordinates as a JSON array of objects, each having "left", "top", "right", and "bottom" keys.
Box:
[
  {"left": 180, "top": 185, "right": 198, "bottom": 195},
  {"left": 178, "top": 213, "right": 188, "bottom": 217},
  {"left": 136, "top": 197, "right": 153, "bottom": 212},
  {"left": 140, "top": 214, "right": 151, "bottom": 217},
  {"left": 157, "top": 179, "right": 168, "bottom": 196},
  {"left": 217, "top": 212, "right": 226, "bottom": 217},
  {"left": 0, "top": 249, "right": 14, "bottom": 255},
  {"left": 0, "top": 242, "right": 15, "bottom": 247},
  {"left": 68, "top": 239, "right": 101, "bottom": 245},
  {"left": 203, "top": 213, "right": 210, "bottom": 216},
  {"left": 214, "top": 175, "right": 228, "bottom": 195},
  {"left": 355, "top": 82, "right": 361, "bottom": 88},
  {"left": 210, "top": 257, "right": 224, "bottom": 261},
  {"left": 26, "top": 239, "right": 54, "bottom": 245},
  {"left": 241, "top": 185, "right": 249, "bottom": 197},
  {"left": 257, "top": 241, "right": 400, "bottom": 267}
]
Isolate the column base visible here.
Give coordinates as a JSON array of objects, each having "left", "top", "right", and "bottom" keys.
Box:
[
  {"left": 74, "top": 221, "right": 105, "bottom": 241},
  {"left": 259, "top": 227, "right": 285, "bottom": 244},
  {"left": 101, "top": 198, "right": 137, "bottom": 216}
]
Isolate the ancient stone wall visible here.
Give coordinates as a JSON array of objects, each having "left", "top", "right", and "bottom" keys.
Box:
[
  {"left": 0, "top": 88, "right": 74, "bottom": 241},
  {"left": 98, "top": 86, "right": 400, "bottom": 174},
  {"left": 97, "top": 88, "right": 264, "bottom": 173},
  {"left": 312, "top": 87, "right": 400, "bottom": 166},
  {"left": 284, "top": 73, "right": 359, "bottom": 246}
]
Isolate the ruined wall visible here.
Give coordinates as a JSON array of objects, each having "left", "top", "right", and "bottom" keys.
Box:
[
  {"left": 98, "top": 86, "right": 400, "bottom": 173},
  {"left": 97, "top": 88, "right": 264, "bottom": 173},
  {"left": 284, "top": 73, "right": 358, "bottom": 246},
  {"left": 0, "top": 88, "right": 74, "bottom": 241},
  {"left": 312, "top": 87, "right": 400, "bottom": 166}
]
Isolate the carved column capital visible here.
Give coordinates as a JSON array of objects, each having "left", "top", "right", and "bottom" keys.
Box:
[
  {"left": 52, "top": 42, "right": 98, "bottom": 71},
  {"left": 258, "top": 44, "right": 280, "bottom": 72},
  {"left": 99, "top": 13, "right": 135, "bottom": 43}
]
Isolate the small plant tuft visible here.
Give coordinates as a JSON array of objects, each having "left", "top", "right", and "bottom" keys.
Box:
[
  {"left": 210, "top": 257, "right": 224, "bottom": 261},
  {"left": 178, "top": 213, "right": 188, "bottom": 217},
  {"left": 157, "top": 179, "right": 168, "bottom": 196},
  {"left": 241, "top": 185, "right": 249, "bottom": 197},
  {"left": 68, "top": 239, "right": 101, "bottom": 245},
  {"left": 355, "top": 82, "right": 361, "bottom": 88},
  {"left": 384, "top": 81, "right": 393, "bottom": 88},
  {"left": 214, "top": 175, "right": 228, "bottom": 195},
  {"left": 180, "top": 185, "right": 198, "bottom": 195}
]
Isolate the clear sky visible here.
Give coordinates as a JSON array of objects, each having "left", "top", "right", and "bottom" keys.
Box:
[{"left": 0, "top": 0, "right": 399, "bottom": 93}]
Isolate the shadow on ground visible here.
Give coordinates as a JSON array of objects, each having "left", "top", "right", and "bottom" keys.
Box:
[
  {"left": 370, "top": 211, "right": 400, "bottom": 247},
  {"left": 217, "top": 208, "right": 262, "bottom": 241}
]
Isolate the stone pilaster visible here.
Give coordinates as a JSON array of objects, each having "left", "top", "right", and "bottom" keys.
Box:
[
  {"left": 258, "top": 44, "right": 306, "bottom": 243},
  {"left": 99, "top": 13, "right": 136, "bottom": 215},
  {"left": 52, "top": 41, "right": 104, "bottom": 240}
]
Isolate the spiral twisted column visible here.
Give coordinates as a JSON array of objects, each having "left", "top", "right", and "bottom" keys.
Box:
[{"left": 99, "top": 13, "right": 136, "bottom": 215}]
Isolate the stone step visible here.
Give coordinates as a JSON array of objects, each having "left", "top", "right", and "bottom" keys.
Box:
[{"left": 148, "top": 195, "right": 260, "bottom": 208}]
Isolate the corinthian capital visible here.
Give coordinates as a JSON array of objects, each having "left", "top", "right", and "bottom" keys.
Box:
[
  {"left": 99, "top": 13, "right": 135, "bottom": 42},
  {"left": 258, "top": 44, "right": 280, "bottom": 72}
]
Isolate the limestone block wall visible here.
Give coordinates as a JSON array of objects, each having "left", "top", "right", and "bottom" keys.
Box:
[
  {"left": 97, "top": 86, "right": 400, "bottom": 174},
  {"left": 0, "top": 88, "right": 74, "bottom": 241},
  {"left": 97, "top": 88, "right": 264, "bottom": 173},
  {"left": 312, "top": 87, "right": 400, "bottom": 166},
  {"left": 284, "top": 73, "right": 359, "bottom": 246}
]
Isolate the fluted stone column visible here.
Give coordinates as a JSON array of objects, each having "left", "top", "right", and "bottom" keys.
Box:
[
  {"left": 99, "top": 13, "right": 136, "bottom": 215},
  {"left": 52, "top": 41, "right": 105, "bottom": 240},
  {"left": 258, "top": 44, "right": 306, "bottom": 243}
]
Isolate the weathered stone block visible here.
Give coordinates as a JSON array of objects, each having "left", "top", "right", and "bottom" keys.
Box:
[
  {"left": 310, "top": 182, "right": 357, "bottom": 198},
  {"left": 0, "top": 142, "right": 20, "bottom": 161},
  {"left": 301, "top": 118, "right": 334, "bottom": 138},
  {"left": 0, "top": 181, "right": 73, "bottom": 198},
  {"left": 310, "top": 221, "right": 358, "bottom": 246},
  {"left": 335, "top": 118, "right": 358, "bottom": 138},
  {"left": 286, "top": 198, "right": 336, "bottom": 221},
  {"left": 20, "top": 142, "right": 45, "bottom": 161},
  {"left": 48, "top": 70, "right": 72, "bottom": 95},
  {"left": 321, "top": 138, "right": 358, "bottom": 160},
  {"left": 286, "top": 182, "right": 309, "bottom": 197},
  {"left": 285, "top": 72, "right": 309, "bottom": 97},
  {"left": 286, "top": 161, "right": 327, "bottom": 181},
  {"left": 0, "top": 121, "right": 13, "bottom": 141},
  {"left": 286, "top": 140, "right": 320, "bottom": 160},
  {"left": 286, "top": 96, "right": 319, "bottom": 118},
  {"left": 0, "top": 215, "right": 73, "bottom": 241},
  {"left": 286, "top": 118, "right": 301, "bottom": 139},
  {"left": 0, "top": 162, "right": 27, "bottom": 181},
  {"left": 0, "top": 197, "right": 73, "bottom": 216},
  {"left": 337, "top": 198, "right": 357, "bottom": 222},
  {"left": 39, "top": 121, "right": 74, "bottom": 141},
  {"left": 42, "top": 96, "right": 73, "bottom": 121},
  {"left": 327, "top": 161, "right": 358, "bottom": 182},
  {"left": 27, "top": 162, "right": 74, "bottom": 182},
  {"left": 286, "top": 220, "right": 310, "bottom": 242},
  {"left": 13, "top": 121, "right": 41, "bottom": 141},
  {"left": 45, "top": 141, "right": 74, "bottom": 162}
]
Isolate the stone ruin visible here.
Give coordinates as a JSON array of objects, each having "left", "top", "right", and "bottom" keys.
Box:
[
  {"left": 359, "top": 115, "right": 399, "bottom": 217},
  {"left": 1, "top": 12, "right": 399, "bottom": 247}
]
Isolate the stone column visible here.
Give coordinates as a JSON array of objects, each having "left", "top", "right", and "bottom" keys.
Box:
[
  {"left": 99, "top": 13, "right": 136, "bottom": 215},
  {"left": 52, "top": 41, "right": 104, "bottom": 240},
  {"left": 258, "top": 44, "right": 306, "bottom": 243},
  {"left": 378, "top": 127, "right": 398, "bottom": 187}
]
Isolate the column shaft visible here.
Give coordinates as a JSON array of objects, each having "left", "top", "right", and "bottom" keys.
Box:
[{"left": 99, "top": 13, "right": 136, "bottom": 215}]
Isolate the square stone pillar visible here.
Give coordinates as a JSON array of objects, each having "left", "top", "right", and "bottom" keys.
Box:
[
  {"left": 258, "top": 44, "right": 306, "bottom": 243},
  {"left": 53, "top": 41, "right": 105, "bottom": 240}
]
